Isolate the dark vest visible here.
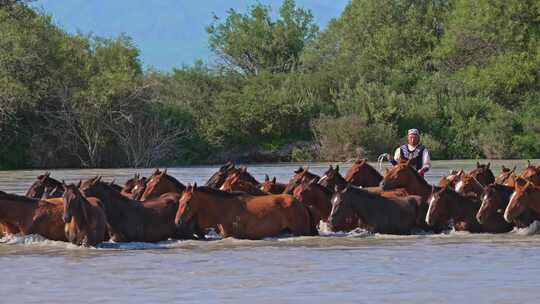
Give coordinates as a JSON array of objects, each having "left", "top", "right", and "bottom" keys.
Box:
[{"left": 399, "top": 144, "right": 425, "bottom": 171}]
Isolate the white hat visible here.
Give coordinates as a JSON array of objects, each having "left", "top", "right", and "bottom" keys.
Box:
[{"left": 408, "top": 129, "right": 420, "bottom": 136}]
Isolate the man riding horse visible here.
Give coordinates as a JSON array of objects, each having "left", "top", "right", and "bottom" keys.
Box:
[{"left": 385, "top": 129, "right": 431, "bottom": 177}]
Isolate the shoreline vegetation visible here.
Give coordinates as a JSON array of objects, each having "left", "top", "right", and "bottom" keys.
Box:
[{"left": 1, "top": 0, "right": 539, "bottom": 170}]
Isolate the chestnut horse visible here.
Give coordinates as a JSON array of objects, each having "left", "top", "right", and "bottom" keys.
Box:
[
  {"left": 318, "top": 165, "right": 348, "bottom": 192},
  {"left": 0, "top": 192, "right": 66, "bottom": 241},
  {"left": 426, "top": 187, "right": 485, "bottom": 232},
  {"left": 260, "top": 175, "right": 287, "bottom": 194},
  {"left": 220, "top": 171, "right": 269, "bottom": 196},
  {"left": 521, "top": 163, "right": 540, "bottom": 186},
  {"left": 495, "top": 166, "right": 517, "bottom": 187},
  {"left": 80, "top": 177, "right": 183, "bottom": 242},
  {"left": 468, "top": 162, "right": 495, "bottom": 186},
  {"left": 292, "top": 179, "right": 333, "bottom": 225},
  {"left": 477, "top": 184, "right": 531, "bottom": 231},
  {"left": 344, "top": 159, "right": 382, "bottom": 187},
  {"left": 26, "top": 172, "right": 64, "bottom": 199},
  {"left": 328, "top": 185, "right": 421, "bottom": 235},
  {"left": 437, "top": 170, "right": 463, "bottom": 189},
  {"left": 62, "top": 184, "right": 108, "bottom": 246},
  {"left": 455, "top": 173, "right": 485, "bottom": 197},
  {"left": 175, "top": 184, "right": 317, "bottom": 239},
  {"left": 504, "top": 178, "right": 540, "bottom": 224},
  {"left": 140, "top": 169, "right": 185, "bottom": 201},
  {"left": 381, "top": 160, "right": 436, "bottom": 201},
  {"left": 283, "top": 167, "right": 320, "bottom": 194}
]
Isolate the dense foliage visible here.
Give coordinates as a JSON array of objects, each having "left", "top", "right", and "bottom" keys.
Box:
[{"left": 1, "top": 0, "right": 539, "bottom": 168}]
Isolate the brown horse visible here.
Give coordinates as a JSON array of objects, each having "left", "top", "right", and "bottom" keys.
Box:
[
  {"left": 504, "top": 178, "right": 540, "bottom": 224},
  {"left": 260, "top": 175, "right": 287, "bottom": 194},
  {"left": 380, "top": 160, "right": 436, "bottom": 201},
  {"left": 0, "top": 192, "right": 66, "bottom": 241},
  {"left": 26, "top": 172, "right": 64, "bottom": 199},
  {"left": 426, "top": 187, "right": 485, "bottom": 232},
  {"left": 80, "top": 177, "right": 183, "bottom": 242},
  {"left": 455, "top": 173, "right": 485, "bottom": 197},
  {"left": 62, "top": 184, "right": 108, "bottom": 246},
  {"left": 495, "top": 165, "right": 517, "bottom": 186},
  {"left": 468, "top": 162, "right": 495, "bottom": 186},
  {"left": 521, "top": 163, "right": 540, "bottom": 186},
  {"left": 318, "top": 165, "right": 348, "bottom": 192},
  {"left": 328, "top": 185, "right": 421, "bottom": 235},
  {"left": 175, "top": 184, "right": 317, "bottom": 239},
  {"left": 220, "top": 171, "right": 269, "bottom": 196},
  {"left": 283, "top": 167, "right": 320, "bottom": 194},
  {"left": 205, "top": 161, "right": 237, "bottom": 188},
  {"left": 292, "top": 179, "right": 333, "bottom": 225},
  {"left": 140, "top": 169, "right": 185, "bottom": 201},
  {"left": 477, "top": 184, "right": 531, "bottom": 231},
  {"left": 437, "top": 170, "right": 463, "bottom": 189},
  {"left": 344, "top": 159, "right": 383, "bottom": 187}
]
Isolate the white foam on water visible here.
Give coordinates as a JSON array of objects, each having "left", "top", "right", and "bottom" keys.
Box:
[{"left": 512, "top": 220, "right": 540, "bottom": 236}]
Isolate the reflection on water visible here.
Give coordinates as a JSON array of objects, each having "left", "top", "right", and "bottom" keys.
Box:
[{"left": 0, "top": 160, "right": 539, "bottom": 303}]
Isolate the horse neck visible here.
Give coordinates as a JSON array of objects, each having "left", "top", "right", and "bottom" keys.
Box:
[
  {"left": 72, "top": 198, "right": 90, "bottom": 231},
  {"left": 196, "top": 192, "right": 237, "bottom": 223},
  {"left": 405, "top": 174, "right": 432, "bottom": 199},
  {"left": 524, "top": 188, "right": 540, "bottom": 214}
]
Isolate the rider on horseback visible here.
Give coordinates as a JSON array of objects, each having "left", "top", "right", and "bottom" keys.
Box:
[{"left": 385, "top": 129, "right": 431, "bottom": 177}]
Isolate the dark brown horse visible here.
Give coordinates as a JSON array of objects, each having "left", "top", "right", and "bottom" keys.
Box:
[
  {"left": 504, "top": 178, "right": 540, "bottom": 224},
  {"left": 426, "top": 187, "right": 487, "bottom": 232},
  {"left": 328, "top": 185, "right": 421, "bottom": 235},
  {"left": 220, "top": 171, "right": 269, "bottom": 196},
  {"left": 80, "top": 177, "right": 183, "bottom": 242},
  {"left": 62, "top": 184, "right": 108, "bottom": 246},
  {"left": 140, "top": 169, "right": 185, "bottom": 201},
  {"left": 26, "top": 172, "right": 64, "bottom": 199},
  {"left": 205, "top": 161, "right": 236, "bottom": 188},
  {"left": 455, "top": 173, "right": 485, "bottom": 197},
  {"left": 468, "top": 162, "right": 495, "bottom": 186},
  {"left": 175, "top": 184, "right": 317, "bottom": 239},
  {"left": 318, "top": 165, "right": 348, "bottom": 192},
  {"left": 0, "top": 192, "right": 66, "bottom": 241},
  {"left": 283, "top": 167, "right": 320, "bottom": 194},
  {"left": 292, "top": 179, "right": 333, "bottom": 225},
  {"left": 477, "top": 184, "right": 531, "bottom": 231},
  {"left": 344, "top": 159, "right": 383, "bottom": 187},
  {"left": 260, "top": 175, "right": 287, "bottom": 194}
]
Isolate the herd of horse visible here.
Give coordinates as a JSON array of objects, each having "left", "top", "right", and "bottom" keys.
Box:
[{"left": 1, "top": 159, "right": 540, "bottom": 246}]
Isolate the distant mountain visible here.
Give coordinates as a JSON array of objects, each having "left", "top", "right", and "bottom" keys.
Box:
[{"left": 33, "top": 0, "right": 349, "bottom": 70}]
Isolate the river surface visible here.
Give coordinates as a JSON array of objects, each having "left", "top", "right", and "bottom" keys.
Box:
[{"left": 1, "top": 160, "right": 539, "bottom": 303}]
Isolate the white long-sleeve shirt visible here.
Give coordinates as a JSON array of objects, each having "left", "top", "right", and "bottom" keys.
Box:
[{"left": 393, "top": 145, "right": 431, "bottom": 171}]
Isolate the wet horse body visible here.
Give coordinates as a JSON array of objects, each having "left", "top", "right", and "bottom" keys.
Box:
[
  {"left": 477, "top": 184, "right": 532, "bottom": 232},
  {"left": 62, "top": 184, "right": 108, "bottom": 246},
  {"left": 504, "top": 178, "right": 540, "bottom": 224},
  {"left": 80, "top": 178, "right": 182, "bottom": 242},
  {"left": 0, "top": 193, "right": 66, "bottom": 241},
  {"left": 329, "top": 186, "right": 421, "bottom": 235},
  {"left": 176, "top": 185, "right": 317, "bottom": 240}
]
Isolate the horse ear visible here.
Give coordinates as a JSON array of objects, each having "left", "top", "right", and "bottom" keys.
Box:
[
  {"left": 110, "top": 179, "right": 116, "bottom": 185},
  {"left": 193, "top": 183, "right": 197, "bottom": 191},
  {"left": 476, "top": 161, "right": 481, "bottom": 168},
  {"left": 335, "top": 165, "right": 340, "bottom": 173},
  {"left": 265, "top": 174, "right": 270, "bottom": 182},
  {"left": 163, "top": 168, "right": 168, "bottom": 175},
  {"left": 329, "top": 164, "right": 333, "bottom": 170},
  {"left": 511, "top": 166, "right": 517, "bottom": 173},
  {"left": 486, "top": 162, "right": 490, "bottom": 169},
  {"left": 527, "top": 160, "right": 531, "bottom": 167},
  {"left": 501, "top": 165, "right": 508, "bottom": 172},
  {"left": 272, "top": 177, "right": 276, "bottom": 184},
  {"left": 96, "top": 176, "right": 102, "bottom": 183},
  {"left": 77, "top": 180, "right": 82, "bottom": 188}
]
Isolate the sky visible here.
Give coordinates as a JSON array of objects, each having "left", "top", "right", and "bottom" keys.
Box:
[{"left": 33, "top": 0, "right": 350, "bottom": 71}]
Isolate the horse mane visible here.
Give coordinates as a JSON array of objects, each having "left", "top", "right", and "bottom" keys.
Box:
[
  {"left": 344, "top": 185, "right": 386, "bottom": 200},
  {"left": 195, "top": 186, "right": 246, "bottom": 198},
  {"left": 360, "top": 161, "right": 383, "bottom": 177},
  {"left": 399, "top": 164, "right": 430, "bottom": 187},
  {"left": 163, "top": 174, "right": 185, "bottom": 189}
]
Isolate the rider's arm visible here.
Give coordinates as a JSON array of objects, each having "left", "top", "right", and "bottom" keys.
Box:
[{"left": 420, "top": 148, "right": 431, "bottom": 173}]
